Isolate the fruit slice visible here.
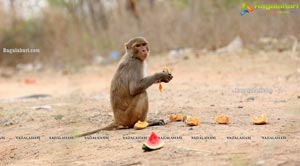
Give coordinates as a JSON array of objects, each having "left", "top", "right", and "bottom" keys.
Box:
[
  {"left": 158, "top": 67, "right": 171, "bottom": 92},
  {"left": 159, "top": 83, "right": 163, "bottom": 92},
  {"left": 134, "top": 121, "right": 149, "bottom": 130},
  {"left": 215, "top": 115, "right": 229, "bottom": 124},
  {"left": 142, "top": 132, "right": 164, "bottom": 151},
  {"left": 169, "top": 114, "right": 183, "bottom": 122},
  {"left": 252, "top": 114, "right": 267, "bottom": 125},
  {"left": 163, "top": 67, "right": 170, "bottom": 73},
  {"left": 184, "top": 116, "right": 200, "bottom": 126}
]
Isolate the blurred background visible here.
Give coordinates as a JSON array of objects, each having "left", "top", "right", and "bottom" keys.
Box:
[{"left": 0, "top": 0, "right": 299, "bottom": 69}]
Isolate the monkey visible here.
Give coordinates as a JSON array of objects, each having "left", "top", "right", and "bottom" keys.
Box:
[{"left": 75, "top": 37, "right": 173, "bottom": 137}]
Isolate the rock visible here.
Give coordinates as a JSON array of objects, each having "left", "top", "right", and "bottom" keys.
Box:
[
  {"left": 31, "top": 105, "right": 52, "bottom": 110},
  {"left": 4, "top": 122, "right": 14, "bottom": 126},
  {"left": 54, "top": 115, "right": 64, "bottom": 120},
  {"left": 16, "top": 63, "right": 42, "bottom": 72},
  {"left": 183, "top": 55, "right": 189, "bottom": 60},
  {"left": 256, "top": 160, "right": 265, "bottom": 166},
  {"left": 93, "top": 55, "right": 105, "bottom": 64},
  {"left": 0, "top": 73, "right": 12, "bottom": 78},
  {"left": 168, "top": 48, "right": 193, "bottom": 59},
  {"left": 169, "top": 49, "right": 181, "bottom": 56},
  {"left": 18, "top": 94, "right": 51, "bottom": 100},
  {"left": 247, "top": 97, "right": 255, "bottom": 101},
  {"left": 274, "top": 100, "right": 287, "bottom": 103},
  {"left": 216, "top": 36, "right": 243, "bottom": 53}
]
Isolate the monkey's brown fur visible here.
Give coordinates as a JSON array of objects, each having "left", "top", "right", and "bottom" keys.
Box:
[{"left": 75, "top": 37, "right": 173, "bottom": 137}]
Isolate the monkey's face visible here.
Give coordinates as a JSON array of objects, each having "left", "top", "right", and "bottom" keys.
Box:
[
  {"left": 132, "top": 42, "right": 149, "bottom": 61},
  {"left": 126, "top": 37, "right": 150, "bottom": 61}
]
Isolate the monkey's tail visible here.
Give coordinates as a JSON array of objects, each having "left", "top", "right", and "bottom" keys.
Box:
[{"left": 74, "top": 123, "right": 116, "bottom": 138}]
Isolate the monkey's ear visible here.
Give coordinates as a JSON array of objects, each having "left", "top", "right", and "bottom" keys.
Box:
[{"left": 125, "top": 43, "right": 129, "bottom": 50}]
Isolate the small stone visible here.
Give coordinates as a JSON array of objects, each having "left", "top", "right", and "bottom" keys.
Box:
[
  {"left": 274, "top": 100, "right": 286, "bottom": 103},
  {"left": 54, "top": 115, "right": 64, "bottom": 120},
  {"left": 238, "top": 106, "right": 243, "bottom": 109},
  {"left": 4, "top": 122, "right": 14, "bottom": 126},
  {"left": 247, "top": 97, "right": 255, "bottom": 101},
  {"left": 256, "top": 160, "right": 265, "bottom": 166},
  {"left": 183, "top": 56, "right": 189, "bottom": 60}
]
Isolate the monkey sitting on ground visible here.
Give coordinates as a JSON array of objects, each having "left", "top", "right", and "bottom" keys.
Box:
[{"left": 75, "top": 37, "right": 173, "bottom": 137}]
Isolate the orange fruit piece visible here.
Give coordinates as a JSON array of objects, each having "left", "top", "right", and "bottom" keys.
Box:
[
  {"left": 169, "top": 114, "right": 183, "bottom": 122},
  {"left": 134, "top": 121, "right": 149, "bottom": 130},
  {"left": 163, "top": 67, "right": 170, "bottom": 73},
  {"left": 159, "top": 83, "right": 163, "bottom": 92},
  {"left": 252, "top": 114, "right": 267, "bottom": 125},
  {"left": 184, "top": 116, "right": 200, "bottom": 126},
  {"left": 158, "top": 67, "right": 171, "bottom": 92},
  {"left": 215, "top": 115, "right": 229, "bottom": 124}
]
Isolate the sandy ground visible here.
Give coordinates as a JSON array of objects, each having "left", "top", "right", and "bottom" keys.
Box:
[{"left": 0, "top": 50, "right": 300, "bottom": 166}]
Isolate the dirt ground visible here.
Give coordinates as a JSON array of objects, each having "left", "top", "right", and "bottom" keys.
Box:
[{"left": 0, "top": 50, "right": 300, "bottom": 166}]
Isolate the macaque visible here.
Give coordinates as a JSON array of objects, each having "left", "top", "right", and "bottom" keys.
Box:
[{"left": 75, "top": 37, "right": 173, "bottom": 137}]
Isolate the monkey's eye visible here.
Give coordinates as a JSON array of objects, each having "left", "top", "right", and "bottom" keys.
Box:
[
  {"left": 135, "top": 44, "right": 141, "bottom": 47},
  {"left": 142, "top": 43, "right": 147, "bottom": 46}
]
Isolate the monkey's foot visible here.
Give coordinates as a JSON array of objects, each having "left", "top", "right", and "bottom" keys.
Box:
[{"left": 147, "top": 119, "right": 166, "bottom": 126}]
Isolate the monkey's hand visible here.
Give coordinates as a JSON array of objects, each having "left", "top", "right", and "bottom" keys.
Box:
[{"left": 155, "top": 72, "right": 173, "bottom": 83}]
